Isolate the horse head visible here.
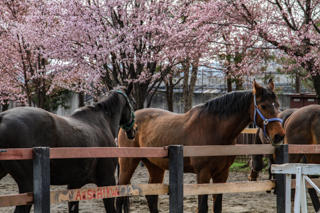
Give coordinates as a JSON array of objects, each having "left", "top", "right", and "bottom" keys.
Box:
[
  {"left": 115, "top": 84, "right": 136, "bottom": 140},
  {"left": 251, "top": 79, "right": 285, "bottom": 145}
]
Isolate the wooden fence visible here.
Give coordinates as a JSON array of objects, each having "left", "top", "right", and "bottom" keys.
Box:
[{"left": 0, "top": 143, "right": 320, "bottom": 212}]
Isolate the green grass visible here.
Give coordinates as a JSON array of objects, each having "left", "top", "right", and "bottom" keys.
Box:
[{"left": 229, "top": 160, "right": 250, "bottom": 172}]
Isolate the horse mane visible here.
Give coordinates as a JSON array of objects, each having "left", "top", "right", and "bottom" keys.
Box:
[
  {"left": 200, "top": 88, "right": 276, "bottom": 117},
  {"left": 199, "top": 87, "right": 275, "bottom": 117},
  {"left": 281, "top": 108, "right": 296, "bottom": 127},
  {"left": 71, "top": 91, "right": 121, "bottom": 118},
  {"left": 198, "top": 90, "right": 253, "bottom": 117}
]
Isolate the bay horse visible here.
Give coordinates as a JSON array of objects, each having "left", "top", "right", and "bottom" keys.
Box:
[
  {"left": 249, "top": 105, "right": 320, "bottom": 212},
  {"left": 285, "top": 104, "right": 320, "bottom": 164},
  {"left": 0, "top": 87, "right": 136, "bottom": 213},
  {"left": 116, "top": 80, "right": 285, "bottom": 213},
  {"left": 248, "top": 108, "right": 297, "bottom": 181},
  {"left": 283, "top": 104, "right": 320, "bottom": 211}
]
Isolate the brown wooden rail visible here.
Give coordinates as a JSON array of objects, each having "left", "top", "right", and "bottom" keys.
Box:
[
  {"left": 241, "top": 128, "right": 258, "bottom": 134},
  {"left": 0, "top": 193, "right": 33, "bottom": 207},
  {"left": 49, "top": 181, "right": 274, "bottom": 203},
  {"left": 0, "top": 147, "right": 168, "bottom": 160},
  {"left": 288, "top": 145, "right": 320, "bottom": 154},
  {"left": 184, "top": 144, "right": 275, "bottom": 157},
  {"left": 1, "top": 144, "right": 320, "bottom": 208},
  {"left": 50, "top": 184, "right": 168, "bottom": 204},
  {"left": 50, "top": 147, "right": 168, "bottom": 159},
  {"left": 0, "top": 148, "right": 33, "bottom": 160}
]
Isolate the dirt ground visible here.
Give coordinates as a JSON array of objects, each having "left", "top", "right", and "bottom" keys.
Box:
[{"left": 0, "top": 165, "right": 316, "bottom": 213}]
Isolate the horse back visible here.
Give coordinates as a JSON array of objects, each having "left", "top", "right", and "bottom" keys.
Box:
[
  {"left": 0, "top": 107, "right": 60, "bottom": 148},
  {"left": 285, "top": 105, "right": 320, "bottom": 145},
  {"left": 0, "top": 107, "right": 117, "bottom": 185},
  {"left": 119, "top": 108, "right": 201, "bottom": 148}
]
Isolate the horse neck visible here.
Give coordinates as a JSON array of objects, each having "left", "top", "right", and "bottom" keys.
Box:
[
  {"left": 71, "top": 97, "right": 125, "bottom": 138},
  {"left": 193, "top": 96, "right": 253, "bottom": 144},
  {"left": 99, "top": 102, "right": 125, "bottom": 139},
  {"left": 222, "top": 113, "right": 252, "bottom": 141}
]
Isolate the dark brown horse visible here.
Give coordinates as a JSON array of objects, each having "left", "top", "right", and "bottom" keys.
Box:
[
  {"left": 285, "top": 104, "right": 320, "bottom": 164},
  {"left": 0, "top": 87, "right": 135, "bottom": 213},
  {"left": 283, "top": 104, "right": 320, "bottom": 211},
  {"left": 248, "top": 108, "right": 297, "bottom": 181},
  {"left": 116, "top": 80, "right": 285, "bottom": 213}
]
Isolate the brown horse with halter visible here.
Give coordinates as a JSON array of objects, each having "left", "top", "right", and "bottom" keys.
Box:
[
  {"left": 116, "top": 79, "right": 285, "bottom": 213},
  {"left": 248, "top": 108, "right": 297, "bottom": 181}
]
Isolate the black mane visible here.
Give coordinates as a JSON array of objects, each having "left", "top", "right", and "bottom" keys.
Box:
[
  {"left": 71, "top": 91, "right": 121, "bottom": 118},
  {"left": 200, "top": 90, "right": 253, "bottom": 117},
  {"left": 199, "top": 87, "right": 276, "bottom": 117}
]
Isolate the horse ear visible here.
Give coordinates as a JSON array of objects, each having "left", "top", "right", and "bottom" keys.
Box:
[
  {"left": 125, "top": 82, "right": 133, "bottom": 95},
  {"left": 252, "top": 79, "right": 262, "bottom": 96},
  {"left": 268, "top": 78, "right": 275, "bottom": 91}
]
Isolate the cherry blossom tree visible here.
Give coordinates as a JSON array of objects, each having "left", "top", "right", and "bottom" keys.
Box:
[
  {"left": 38, "top": 0, "right": 226, "bottom": 109},
  {"left": 0, "top": 0, "right": 76, "bottom": 110},
  {"left": 227, "top": 0, "right": 320, "bottom": 99},
  {"left": 3, "top": 0, "right": 293, "bottom": 112}
]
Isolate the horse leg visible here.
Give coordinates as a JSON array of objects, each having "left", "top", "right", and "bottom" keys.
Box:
[
  {"left": 14, "top": 182, "right": 33, "bottom": 213},
  {"left": 68, "top": 201, "right": 79, "bottom": 213},
  {"left": 211, "top": 157, "right": 234, "bottom": 213},
  {"left": 67, "top": 184, "right": 83, "bottom": 213},
  {"left": 248, "top": 169, "right": 259, "bottom": 181},
  {"left": 116, "top": 157, "right": 140, "bottom": 213},
  {"left": 0, "top": 164, "right": 8, "bottom": 180},
  {"left": 248, "top": 154, "right": 264, "bottom": 181},
  {"left": 211, "top": 169, "right": 229, "bottom": 213},
  {"left": 267, "top": 155, "right": 274, "bottom": 180},
  {"left": 197, "top": 167, "right": 211, "bottom": 213},
  {"left": 143, "top": 160, "right": 165, "bottom": 213},
  {"left": 96, "top": 159, "right": 117, "bottom": 213}
]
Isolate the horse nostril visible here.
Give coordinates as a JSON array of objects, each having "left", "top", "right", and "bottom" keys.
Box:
[
  {"left": 126, "top": 129, "right": 136, "bottom": 140},
  {"left": 274, "top": 134, "right": 284, "bottom": 143}
]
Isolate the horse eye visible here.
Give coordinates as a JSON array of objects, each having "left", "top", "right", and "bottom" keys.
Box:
[{"left": 261, "top": 105, "right": 266, "bottom": 110}]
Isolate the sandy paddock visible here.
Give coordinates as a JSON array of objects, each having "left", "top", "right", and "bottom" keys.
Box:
[{"left": 0, "top": 165, "right": 316, "bottom": 213}]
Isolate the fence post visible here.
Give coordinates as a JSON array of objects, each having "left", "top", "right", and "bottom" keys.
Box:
[
  {"left": 168, "top": 145, "right": 184, "bottom": 213},
  {"left": 33, "top": 147, "right": 50, "bottom": 213},
  {"left": 275, "top": 144, "right": 289, "bottom": 213}
]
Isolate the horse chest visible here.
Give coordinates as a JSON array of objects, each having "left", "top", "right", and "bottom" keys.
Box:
[{"left": 50, "top": 159, "right": 98, "bottom": 184}]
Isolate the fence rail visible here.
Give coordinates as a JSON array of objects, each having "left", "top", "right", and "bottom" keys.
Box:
[
  {"left": 0, "top": 193, "right": 33, "bottom": 207},
  {"left": 184, "top": 144, "right": 275, "bottom": 156},
  {"left": 1, "top": 142, "right": 320, "bottom": 212}
]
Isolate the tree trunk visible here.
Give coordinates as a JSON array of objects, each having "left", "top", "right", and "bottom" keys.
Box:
[
  {"left": 78, "top": 92, "right": 85, "bottom": 107},
  {"left": 182, "top": 60, "right": 190, "bottom": 112},
  {"left": 165, "top": 76, "right": 174, "bottom": 112},
  {"left": 295, "top": 73, "right": 301, "bottom": 93},
  {"left": 134, "top": 83, "right": 149, "bottom": 109},
  {"left": 312, "top": 74, "right": 320, "bottom": 104},
  {"left": 1, "top": 101, "right": 9, "bottom": 112},
  {"left": 305, "top": 60, "right": 320, "bottom": 104},
  {"left": 182, "top": 58, "right": 199, "bottom": 113},
  {"left": 235, "top": 77, "right": 243, "bottom": 90},
  {"left": 226, "top": 72, "right": 232, "bottom": 92}
]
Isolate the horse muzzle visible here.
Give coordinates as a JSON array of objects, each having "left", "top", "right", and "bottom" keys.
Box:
[
  {"left": 125, "top": 126, "right": 137, "bottom": 140},
  {"left": 272, "top": 133, "right": 285, "bottom": 145}
]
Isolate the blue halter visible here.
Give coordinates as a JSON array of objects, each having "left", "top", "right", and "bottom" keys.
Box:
[
  {"left": 115, "top": 90, "right": 135, "bottom": 131},
  {"left": 253, "top": 93, "right": 283, "bottom": 139}
]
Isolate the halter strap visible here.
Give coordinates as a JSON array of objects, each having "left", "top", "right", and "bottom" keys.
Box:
[
  {"left": 115, "top": 90, "right": 135, "bottom": 131},
  {"left": 253, "top": 94, "right": 283, "bottom": 139}
]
